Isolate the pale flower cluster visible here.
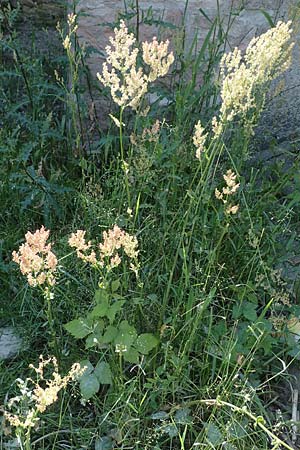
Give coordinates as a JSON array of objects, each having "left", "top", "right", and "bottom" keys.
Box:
[
  {"left": 193, "top": 120, "right": 207, "bottom": 159},
  {"left": 61, "top": 13, "right": 78, "bottom": 51},
  {"left": 97, "top": 20, "right": 174, "bottom": 111},
  {"left": 57, "top": 13, "right": 78, "bottom": 52},
  {"left": 68, "top": 230, "right": 97, "bottom": 264},
  {"left": 69, "top": 225, "right": 139, "bottom": 271},
  {"left": 12, "top": 226, "right": 57, "bottom": 287},
  {"left": 215, "top": 169, "right": 240, "bottom": 214},
  {"left": 214, "top": 21, "right": 293, "bottom": 135},
  {"left": 4, "top": 356, "right": 82, "bottom": 430},
  {"left": 100, "top": 224, "right": 139, "bottom": 263},
  {"left": 142, "top": 37, "right": 175, "bottom": 82}
]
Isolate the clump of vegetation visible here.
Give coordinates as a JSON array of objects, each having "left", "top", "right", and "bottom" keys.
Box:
[{"left": 1, "top": 1, "right": 300, "bottom": 449}]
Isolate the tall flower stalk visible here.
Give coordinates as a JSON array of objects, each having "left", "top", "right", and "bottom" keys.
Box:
[
  {"left": 12, "top": 227, "right": 59, "bottom": 357},
  {"left": 97, "top": 20, "right": 174, "bottom": 207}
]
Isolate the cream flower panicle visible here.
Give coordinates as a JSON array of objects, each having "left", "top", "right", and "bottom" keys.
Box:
[
  {"left": 142, "top": 37, "right": 174, "bottom": 82},
  {"left": 193, "top": 120, "right": 208, "bottom": 159},
  {"left": 97, "top": 20, "right": 174, "bottom": 111},
  {"left": 12, "top": 226, "right": 57, "bottom": 287},
  {"left": 215, "top": 169, "right": 240, "bottom": 215},
  {"left": 213, "top": 20, "right": 293, "bottom": 136},
  {"left": 97, "top": 20, "right": 147, "bottom": 110}
]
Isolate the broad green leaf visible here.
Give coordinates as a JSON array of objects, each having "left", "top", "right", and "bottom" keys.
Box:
[
  {"left": 109, "top": 428, "right": 122, "bottom": 444},
  {"left": 80, "top": 373, "right": 100, "bottom": 399},
  {"left": 95, "top": 436, "right": 113, "bottom": 450},
  {"left": 174, "top": 407, "right": 192, "bottom": 424},
  {"left": 101, "top": 325, "right": 118, "bottom": 344},
  {"left": 78, "top": 360, "right": 94, "bottom": 378},
  {"left": 85, "top": 334, "right": 97, "bottom": 349},
  {"left": 90, "top": 300, "right": 109, "bottom": 318},
  {"left": 64, "top": 318, "right": 92, "bottom": 339},
  {"left": 95, "top": 289, "right": 109, "bottom": 305},
  {"left": 106, "top": 300, "right": 125, "bottom": 323},
  {"left": 204, "top": 422, "right": 223, "bottom": 445},
  {"left": 163, "top": 423, "right": 177, "bottom": 438},
  {"left": 85, "top": 321, "right": 104, "bottom": 348},
  {"left": 123, "top": 347, "right": 139, "bottom": 364},
  {"left": 151, "top": 411, "right": 169, "bottom": 420},
  {"left": 232, "top": 304, "right": 241, "bottom": 319},
  {"left": 115, "top": 322, "right": 137, "bottom": 349},
  {"left": 242, "top": 302, "right": 257, "bottom": 321},
  {"left": 111, "top": 279, "right": 120, "bottom": 292},
  {"left": 135, "top": 333, "right": 159, "bottom": 355},
  {"left": 94, "top": 361, "right": 112, "bottom": 385},
  {"left": 94, "top": 320, "right": 105, "bottom": 334}
]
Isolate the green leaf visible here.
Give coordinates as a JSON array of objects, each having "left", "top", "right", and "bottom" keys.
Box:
[
  {"left": 232, "top": 304, "right": 241, "bottom": 319},
  {"left": 95, "top": 289, "right": 109, "bottom": 305},
  {"left": 204, "top": 423, "right": 223, "bottom": 445},
  {"left": 64, "top": 318, "right": 92, "bottom": 339},
  {"left": 91, "top": 300, "right": 109, "bottom": 318},
  {"left": 259, "top": 8, "right": 275, "bottom": 27},
  {"left": 135, "top": 333, "right": 159, "bottom": 355},
  {"left": 115, "top": 321, "right": 137, "bottom": 349},
  {"left": 85, "top": 321, "right": 105, "bottom": 348},
  {"left": 174, "top": 407, "right": 192, "bottom": 425},
  {"left": 163, "top": 423, "right": 177, "bottom": 438},
  {"left": 101, "top": 325, "right": 118, "bottom": 344},
  {"left": 85, "top": 334, "right": 97, "bottom": 349},
  {"left": 123, "top": 347, "right": 139, "bottom": 364},
  {"left": 80, "top": 373, "right": 100, "bottom": 399},
  {"left": 111, "top": 279, "right": 120, "bottom": 292},
  {"left": 106, "top": 300, "right": 125, "bottom": 323},
  {"left": 95, "top": 436, "right": 113, "bottom": 450},
  {"left": 78, "top": 360, "right": 94, "bottom": 377},
  {"left": 243, "top": 302, "right": 257, "bottom": 321},
  {"left": 94, "top": 361, "right": 112, "bottom": 385},
  {"left": 151, "top": 411, "right": 169, "bottom": 420}
]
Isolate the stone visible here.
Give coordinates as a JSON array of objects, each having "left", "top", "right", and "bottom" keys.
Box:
[
  {"left": 74, "top": 0, "right": 300, "bottom": 141},
  {"left": 0, "top": 327, "right": 22, "bottom": 359}
]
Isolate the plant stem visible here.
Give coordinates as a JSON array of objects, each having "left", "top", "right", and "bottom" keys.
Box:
[
  {"left": 44, "top": 287, "right": 59, "bottom": 359},
  {"left": 119, "top": 107, "right": 131, "bottom": 207}
]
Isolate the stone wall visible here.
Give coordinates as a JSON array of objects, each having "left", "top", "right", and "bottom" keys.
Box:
[
  {"left": 1, "top": 0, "right": 63, "bottom": 54},
  {"left": 3, "top": 0, "right": 63, "bottom": 25},
  {"left": 75, "top": 0, "right": 300, "bottom": 143}
]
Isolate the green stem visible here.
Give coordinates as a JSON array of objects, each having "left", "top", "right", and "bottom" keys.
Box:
[
  {"left": 119, "top": 107, "right": 131, "bottom": 207},
  {"left": 119, "top": 353, "right": 124, "bottom": 385},
  {"left": 25, "top": 432, "right": 31, "bottom": 450},
  {"left": 44, "top": 288, "right": 59, "bottom": 359}
]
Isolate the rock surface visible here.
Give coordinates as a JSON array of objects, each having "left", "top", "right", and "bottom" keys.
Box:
[{"left": 0, "top": 327, "right": 22, "bottom": 359}]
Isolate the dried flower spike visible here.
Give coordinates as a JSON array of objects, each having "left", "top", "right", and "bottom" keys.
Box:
[{"left": 4, "top": 356, "right": 83, "bottom": 430}]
